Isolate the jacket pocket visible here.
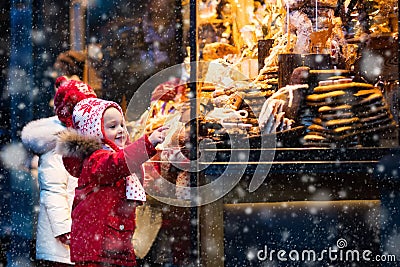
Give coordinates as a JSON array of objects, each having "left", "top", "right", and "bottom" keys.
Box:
[{"left": 101, "top": 215, "right": 135, "bottom": 259}]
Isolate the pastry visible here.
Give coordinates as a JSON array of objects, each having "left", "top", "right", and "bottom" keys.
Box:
[
  {"left": 202, "top": 42, "right": 239, "bottom": 61},
  {"left": 306, "top": 90, "right": 347, "bottom": 102},
  {"left": 313, "top": 82, "right": 374, "bottom": 93}
]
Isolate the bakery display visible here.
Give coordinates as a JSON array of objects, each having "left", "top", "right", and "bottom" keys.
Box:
[
  {"left": 198, "top": 63, "right": 397, "bottom": 148},
  {"left": 184, "top": 0, "right": 398, "bottom": 148},
  {"left": 302, "top": 78, "right": 396, "bottom": 147}
]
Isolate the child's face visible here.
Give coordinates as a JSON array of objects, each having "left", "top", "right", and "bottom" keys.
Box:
[{"left": 103, "top": 107, "right": 128, "bottom": 148}]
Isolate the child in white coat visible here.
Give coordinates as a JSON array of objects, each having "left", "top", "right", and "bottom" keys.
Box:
[{"left": 21, "top": 78, "right": 96, "bottom": 266}]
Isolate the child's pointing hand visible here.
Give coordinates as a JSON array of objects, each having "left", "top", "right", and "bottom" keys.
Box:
[{"left": 149, "top": 125, "right": 170, "bottom": 146}]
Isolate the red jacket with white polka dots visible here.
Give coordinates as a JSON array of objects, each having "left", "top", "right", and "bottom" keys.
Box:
[{"left": 56, "top": 129, "right": 156, "bottom": 266}]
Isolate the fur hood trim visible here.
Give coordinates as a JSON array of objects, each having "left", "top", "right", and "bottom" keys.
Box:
[
  {"left": 21, "top": 116, "right": 66, "bottom": 155},
  {"left": 56, "top": 128, "right": 102, "bottom": 159}
]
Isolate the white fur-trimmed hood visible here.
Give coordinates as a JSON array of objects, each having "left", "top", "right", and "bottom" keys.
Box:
[
  {"left": 56, "top": 128, "right": 102, "bottom": 159},
  {"left": 21, "top": 116, "right": 66, "bottom": 155}
]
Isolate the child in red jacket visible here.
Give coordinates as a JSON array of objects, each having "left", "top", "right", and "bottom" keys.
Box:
[{"left": 56, "top": 98, "right": 168, "bottom": 267}]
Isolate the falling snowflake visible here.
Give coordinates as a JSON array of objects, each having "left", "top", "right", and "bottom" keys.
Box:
[{"left": 0, "top": 142, "right": 27, "bottom": 170}]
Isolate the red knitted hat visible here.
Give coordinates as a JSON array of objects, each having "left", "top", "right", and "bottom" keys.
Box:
[
  {"left": 54, "top": 76, "right": 68, "bottom": 89},
  {"left": 54, "top": 78, "right": 97, "bottom": 128}
]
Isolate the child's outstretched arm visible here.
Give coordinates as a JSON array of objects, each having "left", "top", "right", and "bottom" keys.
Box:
[{"left": 123, "top": 126, "right": 169, "bottom": 174}]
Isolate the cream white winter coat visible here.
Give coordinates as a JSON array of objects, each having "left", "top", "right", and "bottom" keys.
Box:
[{"left": 21, "top": 116, "right": 77, "bottom": 264}]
